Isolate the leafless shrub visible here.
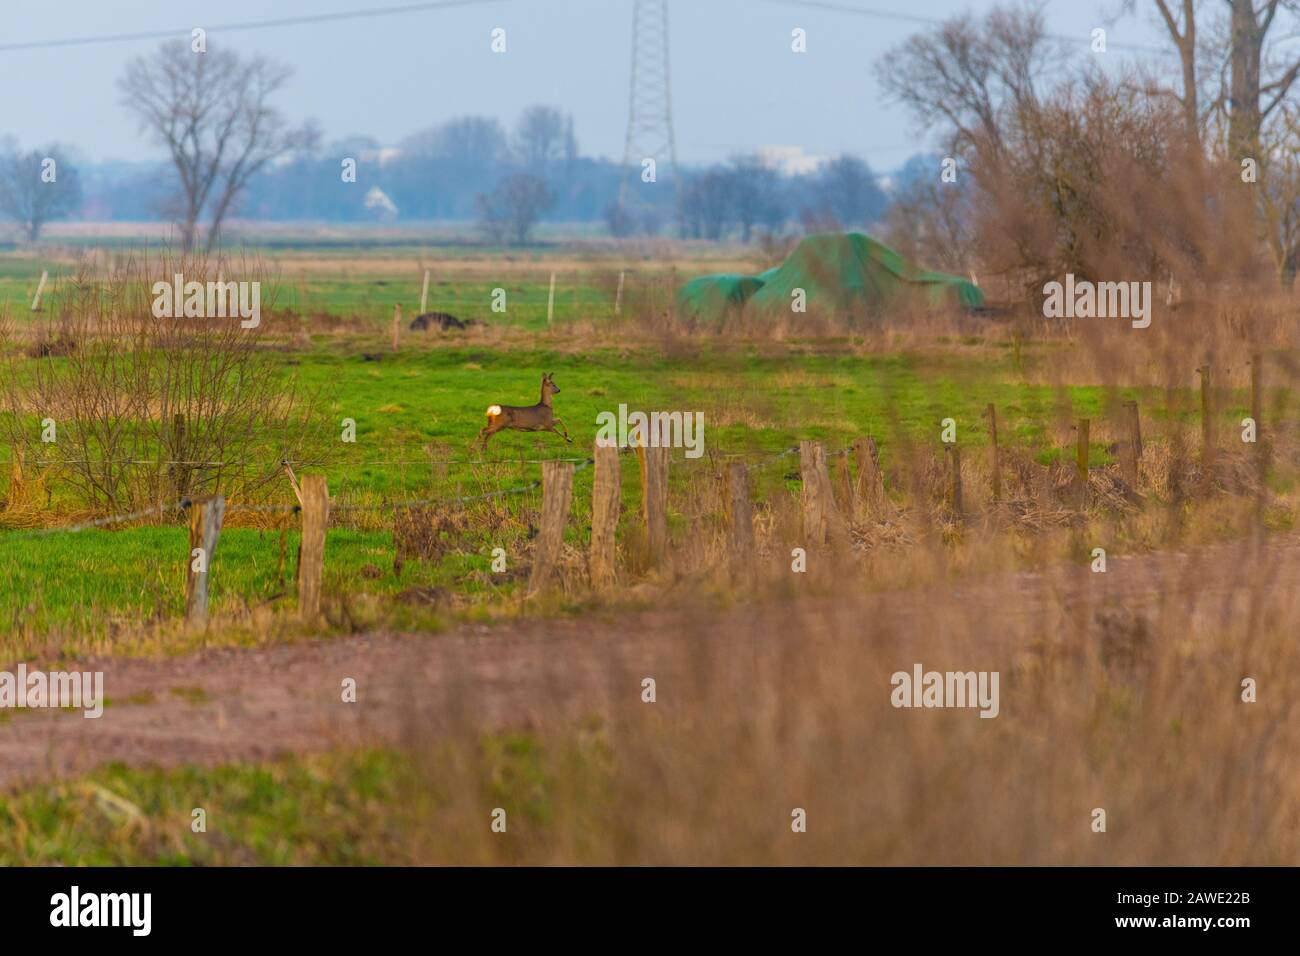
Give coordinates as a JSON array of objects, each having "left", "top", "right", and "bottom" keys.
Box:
[{"left": 0, "top": 250, "right": 326, "bottom": 514}]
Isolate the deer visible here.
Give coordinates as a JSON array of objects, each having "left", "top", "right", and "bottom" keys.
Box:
[{"left": 478, "top": 372, "right": 573, "bottom": 448}]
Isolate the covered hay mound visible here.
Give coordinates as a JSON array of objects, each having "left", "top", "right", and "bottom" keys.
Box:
[{"left": 677, "top": 232, "right": 984, "bottom": 323}]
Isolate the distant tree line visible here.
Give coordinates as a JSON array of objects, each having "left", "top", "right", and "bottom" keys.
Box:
[
  {"left": 28, "top": 133, "right": 895, "bottom": 246},
  {"left": 1, "top": 40, "right": 898, "bottom": 246},
  {"left": 669, "top": 154, "right": 887, "bottom": 241}
]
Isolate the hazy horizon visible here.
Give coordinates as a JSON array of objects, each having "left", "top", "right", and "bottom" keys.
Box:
[{"left": 1, "top": 0, "right": 1170, "bottom": 170}]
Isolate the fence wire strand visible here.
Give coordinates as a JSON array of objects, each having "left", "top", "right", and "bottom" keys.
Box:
[{"left": 2, "top": 443, "right": 808, "bottom": 538}]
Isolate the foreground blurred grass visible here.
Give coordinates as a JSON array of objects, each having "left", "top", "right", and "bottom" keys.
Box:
[
  {"left": 3, "top": 497, "right": 1299, "bottom": 865},
  {"left": 5, "top": 537, "right": 1297, "bottom": 867},
  {"left": 0, "top": 749, "right": 413, "bottom": 865},
  {"left": 0, "top": 738, "right": 566, "bottom": 865}
]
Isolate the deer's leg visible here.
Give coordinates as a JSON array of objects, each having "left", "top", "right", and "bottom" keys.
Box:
[
  {"left": 478, "top": 417, "right": 504, "bottom": 448},
  {"left": 550, "top": 418, "right": 574, "bottom": 443}
]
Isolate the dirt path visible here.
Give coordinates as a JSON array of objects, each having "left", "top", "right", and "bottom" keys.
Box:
[{"left": 0, "top": 532, "right": 1292, "bottom": 789}]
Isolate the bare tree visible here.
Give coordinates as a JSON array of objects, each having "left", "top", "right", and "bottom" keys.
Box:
[
  {"left": 1256, "top": 103, "right": 1300, "bottom": 283},
  {"left": 1138, "top": 2, "right": 1300, "bottom": 280},
  {"left": 119, "top": 40, "right": 318, "bottom": 253},
  {"left": 882, "top": 1, "right": 1246, "bottom": 294},
  {"left": 476, "top": 173, "right": 554, "bottom": 245},
  {"left": 727, "top": 154, "right": 785, "bottom": 242},
  {"left": 475, "top": 193, "right": 508, "bottom": 244},
  {"left": 1140, "top": 2, "right": 1300, "bottom": 158},
  {"left": 884, "top": 172, "right": 975, "bottom": 275},
  {"left": 877, "top": 1, "right": 1054, "bottom": 157},
  {"left": 814, "top": 156, "right": 887, "bottom": 227},
  {"left": 1226, "top": 0, "right": 1272, "bottom": 158},
  {"left": 676, "top": 169, "right": 737, "bottom": 240},
  {"left": 0, "top": 142, "right": 83, "bottom": 240},
  {"left": 603, "top": 199, "right": 636, "bottom": 237},
  {"left": 1231, "top": 3, "right": 1300, "bottom": 282},
  {"left": 514, "top": 105, "right": 576, "bottom": 170},
  {"left": 1149, "top": 0, "right": 1202, "bottom": 144}
]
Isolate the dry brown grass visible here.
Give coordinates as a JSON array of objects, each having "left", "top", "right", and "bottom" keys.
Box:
[{"left": 359, "top": 525, "right": 1300, "bottom": 865}]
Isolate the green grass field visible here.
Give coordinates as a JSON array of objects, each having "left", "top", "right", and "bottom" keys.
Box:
[
  {"left": 0, "top": 249, "right": 1289, "bottom": 647},
  {"left": 0, "top": 748, "right": 423, "bottom": 865},
  {"left": 0, "top": 733, "right": 583, "bottom": 865}
]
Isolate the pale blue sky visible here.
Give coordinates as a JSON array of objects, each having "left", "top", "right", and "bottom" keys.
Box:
[{"left": 0, "top": 0, "right": 1171, "bottom": 168}]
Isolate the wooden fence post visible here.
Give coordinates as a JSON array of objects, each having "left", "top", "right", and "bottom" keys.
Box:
[
  {"left": 529, "top": 461, "right": 574, "bottom": 593},
  {"left": 298, "top": 475, "right": 329, "bottom": 620},
  {"left": 1250, "top": 353, "right": 1262, "bottom": 450},
  {"left": 391, "top": 304, "right": 401, "bottom": 351},
  {"left": 547, "top": 271, "right": 557, "bottom": 326},
  {"left": 1198, "top": 364, "right": 1214, "bottom": 478},
  {"left": 852, "top": 436, "right": 883, "bottom": 519},
  {"left": 31, "top": 269, "right": 48, "bottom": 312},
  {"left": 946, "top": 445, "right": 964, "bottom": 520},
  {"left": 615, "top": 270, "right": 626, "bottom": 315},
  {"left": 420, "top": 269, "right": 430, "bottom": 314},
  {"left": 589, "top": 444, "right": 620, "bottom": 588},
  {"left": 186, "top": 495, "right": 226, "bottom": 628},
  {"left": 725, "top": 461, "right": 755, "bottom": 582},
  {"left": 1122, "top": 400, "right": 1142, "bottom": 487},
  {"left": 986, "top": 403, "right": 1000, "bottom": 503},
  {"left": 833, "top": 454, "right": 854, "bottom": 514},
  {"left": 1127, "top": 400, "right": 1143, "bottom": 460},
  {"left": 1076, "top": 418, "right": 1090, "bottom": 507},
  {"left": 639, "top": 444, "right": 669, "bottom": 565},
  {"left": 799, "top": 440, "right": 837, "bottom": 546}
]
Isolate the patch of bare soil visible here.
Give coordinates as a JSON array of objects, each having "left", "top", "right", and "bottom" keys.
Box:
[{"left": 0, "top": 533, "right": 1292, "bottom": 789}]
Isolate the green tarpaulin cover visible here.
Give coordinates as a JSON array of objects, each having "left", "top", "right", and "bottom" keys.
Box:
[
  {"left": 677, "top": 232, "right": 984, "bottom": 322},
  {"left": 676, "top": 273, "right": 766, "bottom": 318}
]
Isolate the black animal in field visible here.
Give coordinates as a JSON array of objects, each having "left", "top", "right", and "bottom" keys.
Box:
[{"left": 409, "top": 311, "right": 474, "bottom": 331}]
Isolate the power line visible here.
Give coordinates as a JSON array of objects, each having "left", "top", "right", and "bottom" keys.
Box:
[
  {"left": 757, "top": 0, "right": 1172, "bottom": 56},
  {"left": 0, "top": 0, "right": 515, "bottom": 53},
  {"left": 757, "top": 0, "right": 941, "bottom": 28},
  {"left": 0, "top": 0, "right": 1176, "bottom": 58}
]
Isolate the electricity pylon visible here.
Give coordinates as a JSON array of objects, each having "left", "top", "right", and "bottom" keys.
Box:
[{"left": 619, "top": 0, "right": 678, "bottom": 209}]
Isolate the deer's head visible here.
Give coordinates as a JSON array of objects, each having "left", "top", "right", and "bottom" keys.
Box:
[{"left": 542, "top": 372, "right": 560, "bottom": 397}]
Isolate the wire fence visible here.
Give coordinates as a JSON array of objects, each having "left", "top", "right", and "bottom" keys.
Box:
[
  {"left": 0, "top": 443, "right": 809, "bottom": 539},
  {"left": 17, "top": 501, "right": 188, "bottom": 537},
  {"left": 0, "top": 447, "right": 805, "bottom": 467},
  {"left": 4, "top": 455, "right": 603, "bottom": 536},
  {"left": 0, "top": 455, "right": 598, "bottom": 467}
]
